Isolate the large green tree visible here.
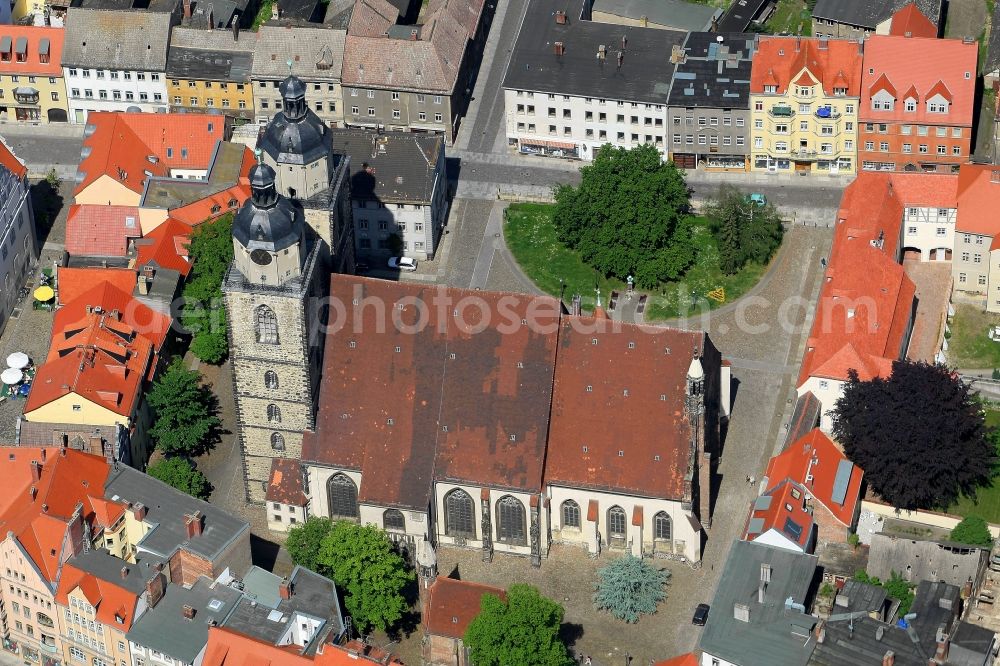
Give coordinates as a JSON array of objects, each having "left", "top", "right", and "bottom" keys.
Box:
[
  {"left": 147, "top": 360, "right": 221, "bottom": 456},
  {"left": 705, "top": 185, "right": 784, "bottom": 275},
  {"left": 593, "top": 554, "right": 670, "bottom": 623},
  {"left": 147, "top": 457, "right": 211, "bottom": 500},
  {"left": 286, "top": 516, "right": 335, "bottom": 573},
  {"left": 950, "top": 516, "right": 994, "bottom": 547},
  {"left": 464, "top": 584, "right": 573, "bottom": 666},
  {"left": 831, "top": 360, "right": 995, "bottom": 510},
  {"left": 181, "top": 213, "right": 234, "bottom": 363},
  {"left": 553, "top": 144, "right": 692, "bottom": 289},
  {"left": 317, "top": 522, "right": 412, "bottom": 632}
]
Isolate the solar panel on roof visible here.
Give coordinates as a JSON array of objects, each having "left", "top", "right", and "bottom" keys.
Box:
[
  {"left": 754, "top": 494, "right": 772, "bottom": 510},
  {"left": 831, "top": 459, "right": 855, "bottom": 505},
  {"left": 747, "top": 517, "right": 765, "bottom": 535}
]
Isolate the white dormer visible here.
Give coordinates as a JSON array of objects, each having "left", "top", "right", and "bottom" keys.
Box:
[
  {"left": 926, "top": 94, "right": 949, "bottom": 114},
  {"left": 871, "top": 89, "right": 895, "bottom": 111}
]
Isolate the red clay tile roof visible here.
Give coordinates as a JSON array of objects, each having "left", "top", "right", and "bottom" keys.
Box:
[
  {"left": 0, "top": 26, "right": 64, "bottom": 77},
  {"left": 25, "top": 311, "right": 154, "bottom": 418},
  {"left": 57, "top": 267, "right": 137, "bottom": 306},
  {"left": 654, "top": 655, "right": 698, "bottom": 666},
  {"left": 0, "top": 448, "right": 111, "bottom": 583},
  {"left": 56, "top": 563, "right": 140, "bottom": 630},
  {"left": 266, "top": 459, "right": 307, "bottom": 507},
  {"left": 889, "top": 2, "right": 939, "bottom": 37},
  {"left": 65, "top": 204, "right": 142, "bottom": 257},
  {"left": 798, "top": 173, "right": 917, "bottom": 385},
  {"left": 544, "top": 317, "right": 704, "bottom": 499},
  {"left": 347, "top": 0, "right": 399, "bottom": 37},
  {"left": 861, "top": 36, "right": 975, "bottom": 126},
  {"left": 764, "top": 428, "right": 863, "bottom": 527},
  {"left": 424, "top": 577, "right": 505, "bottom": 639},
  {"left": 133, "top": 217, "right": 192, "bottom": 276},
  {"left": 53, "top": 280, "right": 171, "bottom": 352},
  {"left": 744, "top": 480, "right": 815, "bottom": 551},
  {"left": 88, "top": 496, "right": 126, "bottom": 527},
  {"left": 203, "top": 627, "right": 403, "bottom": 666},
  {"left": 956, "top": 163, "right": 1000, "bottom": 235},
  {"left": 302, "top": 277, "right": 560, "bottom": 507},
  {"left": 0, "top": 137, "right": 27, "bottom": 179},
  {"left": 74, "top": 113, "right": 226, "bottom": 197},
  {"left": 751, "top": 37, "right": 863, "bottom": 96}
]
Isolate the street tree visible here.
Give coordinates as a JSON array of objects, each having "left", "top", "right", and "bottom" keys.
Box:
[
  {"left": 831, "top": 360, "right": 995, "bottom": 510},
  {"left": 147, "top": 457, "right": 211, "bottom": 500},
  {"left": 705, "top": 185, "right": 784, "bottom": 274},
  {"left": 553, "top": 144, "right": 692, "bottom": 289},
  {"left": 147, "top": 360, "right": 221, "bottom": 456},
  {"left": 950, "top": 516, "right": 994, "bottom": 547},
  {"left": 182, "top": 213, "right": 234, "bottom": 363},
  {"left": 286, "top": 517, "right": 335, "bottom": 574},
  {"left": 464, "top": 584, "right": 574, "bottom": 666},
  {"left": 593, "top": 554, "right": 670, "bottom": 623},
  {"left": 316, "top": 522, "right": 412, "bottom": 632}
]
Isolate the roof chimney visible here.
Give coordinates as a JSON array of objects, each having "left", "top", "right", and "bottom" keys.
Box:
[
  {"left": 182, "top": 0, "right": 191, "bottom": 19},
  {"left": 120, "top": 566, "right": 129, "bottom": 579},
  {"left": 759, "top": 563, "right": 771, "bottom": 603},
  {"left": 554, "top": 9, "right": 566, "bottom": 24},
  {"left": 882, "top": 651, "right": 894, "bottom": 666},
  {"left": 232, "top": 19, "right": 240, "bottom": 41},
  {"left": 132, "top": 502, "right": 147, "bottom": 521},
  {"left": 182, "top": 605, "right": 196, "bottom": 620},
  {"left": 621, "top": 34, "right": 627, "bottom": 49},
  {"left": 40, "top": 449, "right": 46, "bottom": 462},
  {"left": 410, "top": 28, "right": 418, "bottom": 40},
  {"left": 278, "top": 577, "right": 293, "bottom": 600},
  {"left": 616, "top": 50, "right": 624, "bottom": 70},
  {"left": 29, "top": 486, "right": 37, "bottom": 502},
  {"left": 184, "top": 512, "right": 203, "bottom": 538},
  {"left": 145, "top": 571, "right": 166, "bottom": 608},
  {"left": 934, "top": 628, "right": 950, "bottom": 662},
  {"left": 31, "top": 460, "right": 41, "bottom": 482},
  {"left": 795, "top": 36, "right": 801, "bottom": 51},
  {"left": 207, "top": 4, "right": 214, "bottom": 30},
  {"left": 554, "top": 41, "right": 565, "bottom": 56}
]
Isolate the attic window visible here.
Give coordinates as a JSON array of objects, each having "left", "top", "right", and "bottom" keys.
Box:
[
  {"left": 654, "top": 455, "right": 661, "bottom": 461},
  {"left": 785, "top": 503, "right": 793, "bottom": 512},
  {"left": 387, "top": 418, "right": 394, "bottom": 425},
  {"left": 617, "top": 450, "right": 624, "bottom": 457},
  {"left": 211, "top": 205, "right": 221, "bottom": 214},
  {"left": 516, "top": 361, "right": 524, "bottom": 368},
  {"left": 586, "top": 385, "right": 593, "bottom": 392},
  {"left": 181, "top": 148, "right": 188, "bottom": 159},
  {"left": 582, "top": 446, "right": 588, "bottom": 453},
  {"left": 965, "top": 72, "right": 972, "bottom": 79},
  {"left": 521, "top": 319, "right": 527, "bottom": 325},
  {"left": 664, "top": 347, "right": 671, "bottom": 354},
  {"left": 207, "top": 122, "right": 214, "bottom": 132},
  {"left": 659, "top": 394, "right": 666, "bottom": 401},
  {"left": 509, "top": 434, "right": 516, "bottom": 442},
  {"left": 623, "top": 389, "right": 629, "bottom": 397},
  {"left": 166, "top": 148, "right": 173, "bottom": 158},
  {"left": 869, "top": 68, "right": 874, "bottom": 74},
  {"left": 348, "top": 340, "right": 357, "bottom": 348},
  {"left": 591, "top": 338, "right": 598, "bottom": 345},
  {"left": 449, "top": 352, "right": 456, "bottom": 360},
  {"left": 452, "top": 616, "right": 458, "bottom": 623},
  {"left": 394, "top": 346, "right": 401, "bottom": 353},
  {"left": 442, "top": 425, "right": 449, "bottom": 432},
  {"left": 628, "top": 341, "right": 635, "bottom": 349},
  {"left": 395, "top": 176, "right": 404, "bottom": 185}
]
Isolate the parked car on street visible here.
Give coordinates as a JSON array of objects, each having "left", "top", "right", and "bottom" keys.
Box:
[
  {"left": 388, "top": 257, "right": 417, "bottom": 272},
  {"left": 692, "top": 603, "right": 710, "bottom": 626},
  {"left": 746, "top": 193, "right": 767, "bottom": 207}
]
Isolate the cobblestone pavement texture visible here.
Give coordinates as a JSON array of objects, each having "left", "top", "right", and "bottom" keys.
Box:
[{"left": 903, "top": 259, "right": 952, "bottom": 364}]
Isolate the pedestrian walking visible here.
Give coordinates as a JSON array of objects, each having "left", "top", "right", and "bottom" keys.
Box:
[
  {"left": 745, "top": 474, "right": 750, "bottom": 484},
  {"left": 750, "top": 475, "right": 756, "bottom": 486},
  {"left": 585, "top": 657, "right": 592, "bottom": 666}
]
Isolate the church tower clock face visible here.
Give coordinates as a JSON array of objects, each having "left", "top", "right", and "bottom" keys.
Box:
[{"left": 251, "top": 249, "right": 273, "bottom": 266}]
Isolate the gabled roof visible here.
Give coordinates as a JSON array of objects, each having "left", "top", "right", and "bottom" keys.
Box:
[
  {"left": 53, "top": 280, "right": 171, "bottom": 352},
  {"left": 329, "top": 128, "right": 443, "bottom": 203},
  {"left": 653, "top": 655, "right": 698, "bottom": 666},
  {"left": 764, "top": 429, "right": 863, "bottom": 528},
  {"left": 56, "top": 266, "right": 138, "bottom": 307},
  {"left": 203, "top": 627, "right": 403, "bottom": 666},
  {"left": 56, "top": 563, "right": 140, "bottom": 630},
  {"left": 868, "top": 72, "right": 896, "bottom": 97},
  {"left": 889, "top": 2, "right": 939, "bottom": 37},
  {"left": 750, "top": 37, "right": 862, "bottom": 96},
  {"left": 743, "top": 480, "right": 815, "bottom": 551},
  {"left": 75, "top": 112, "right": 227, "bottom": 197},
  {"left": 25, "top": 311, "right": 154, "bottom": 418},
  {"left": 0, "top": 26, "right": 64, "bottom": 76},
  {"left": 0, "top": 136, "right": 27, "bottom": 179},
  {"left": 0, "top": 448, "right": 111, "bottom": 584},
  {"left": 544, "top": 317, "right": 704, "bottom": 499},
  {"left": 133, "top": 217, "right": 192, "bottom": 276},
  {"left": 798, "top": 173, "right": 919, "bottom": 385},
  {"left": 347, "top": 0, "right": 398, "bottom": 36},
  {"left": 65, "top": 204, "right": 142, "bottom": 258},
  {"left": 250, "top": 25, "right": 347, "bottom": 80},
  {"left": 956, "top": 164, "right": 1000, "bottom": 236},
  {"left": 860, "top": 35, "right": 975, "bottom": 125},
  {"left": 424, "top": 577, "right": 505, "bottom": 639},
  {"left": 812, "top": 0, "right": 941, "bottom": 30},
  {"left": 61, "top": 8, "right": 175, "bottom": 70}
]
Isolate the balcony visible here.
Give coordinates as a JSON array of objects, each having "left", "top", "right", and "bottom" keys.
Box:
[
  {"left": 768, "top": 105, "right": 795, "bottom": 118},
  {"left": 791, "top": 149, "right": 822, "bottom": 162},
  {"left": 13, "top": 87, "right": 38, "bottom": 105},
  {"left": 815, "top": 106, "right": 841, "bottom": 119}
]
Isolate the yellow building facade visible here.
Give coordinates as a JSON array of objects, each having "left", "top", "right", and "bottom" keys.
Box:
[
  {"left": 749, "top": 37, "right": 862, "bottom": 176},
  {"left": 166, "top": 28, "right": 255, "bottom": 121},
  {"left": 0, "top": 27, "right": 69, "bottom": 123}
]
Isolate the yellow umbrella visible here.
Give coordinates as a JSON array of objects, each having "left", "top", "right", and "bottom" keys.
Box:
[{"left": 33, "top": 286, "right": 54, "bottom": 302}]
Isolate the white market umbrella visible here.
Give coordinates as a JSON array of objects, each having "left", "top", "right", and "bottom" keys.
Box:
[
  {"left": 1, "top": 367, "right": 23, "bottom": 385},
  {"left": 6, "top": 352, "right": 29, "bottom": 369}
]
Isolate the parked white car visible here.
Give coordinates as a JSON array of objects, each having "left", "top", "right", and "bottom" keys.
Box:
[{"left": 388, "top": 257, "right": 418, "bottom": 272}]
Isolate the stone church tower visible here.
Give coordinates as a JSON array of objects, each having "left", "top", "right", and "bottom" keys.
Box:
[{"left": 223, "top": 162, "right": 325, "bottom": 503}]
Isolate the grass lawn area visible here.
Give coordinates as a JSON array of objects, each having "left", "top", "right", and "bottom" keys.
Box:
[
  {"left": 948, "top": 304, "right": 1000, "bottom": 369},
  {"left": 946, "top": 410, "right": 1000, "bottom": 522},
  {"left": 504, "top": 203, "right": 624, "bottom": 311},
  {"left": 503, "top": 203, "right": 770, "bottom": 320},
  {"left": 765, "top": 0, "right": 812, "bottom": 35}
]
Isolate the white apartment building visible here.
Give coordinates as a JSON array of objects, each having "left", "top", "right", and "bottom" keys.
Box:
[
  {"left": 501, "top": 0, "right": 686, "bottom": 160},
  {"left": 61, "top": 8, "right": 173, "bottom": 123}
]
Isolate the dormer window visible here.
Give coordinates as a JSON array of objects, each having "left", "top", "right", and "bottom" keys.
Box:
[
  {"left": 0, "top": 36, "right": 11, "bottom": 62},
  {"left": 904, "top": 98, "right": 916, "bottom": 112},
  {"left": 763, "top": 85, "right": 777, "bottom": 94},
  {"left": 14, "top": 37, "right": 26, "bottom": 63},
  {"left": 833, "top": 87, "right": 847, "bottom": 96},
  {"left": 928, "top": 101, "right": 948, "bottom": 113}
]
